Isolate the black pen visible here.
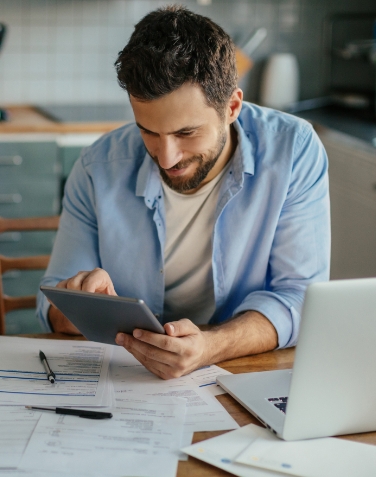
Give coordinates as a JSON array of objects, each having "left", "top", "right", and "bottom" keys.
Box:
[
  {"left": 39, "top": 350, "right": 56, "bottom": 384},
  {"left": 25, "top": 406, "right": 113, "bottom": 419}
]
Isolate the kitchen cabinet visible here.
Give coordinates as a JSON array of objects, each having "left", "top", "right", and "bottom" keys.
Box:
[
  {"left": 318, "top": 128, "right": 376, "bottom": 279},
  {"left": 0, "top": 137, "right": 60, "bottom": 333}
]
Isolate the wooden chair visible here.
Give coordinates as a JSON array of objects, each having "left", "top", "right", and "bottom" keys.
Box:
[{"left": 0, "top": 216, "right": 60, "bottom": 334}]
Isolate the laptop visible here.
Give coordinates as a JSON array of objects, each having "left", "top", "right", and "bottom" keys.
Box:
[{"left": 216, "top": 278, "right": 376, "bottom": 440}]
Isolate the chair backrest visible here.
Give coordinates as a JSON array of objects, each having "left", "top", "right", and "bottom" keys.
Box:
[{"left": 0, "top": 216, "right": 59, "bottom": 335}]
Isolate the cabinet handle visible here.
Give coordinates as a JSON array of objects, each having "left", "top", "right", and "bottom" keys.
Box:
[
  {"left": 0, "top": 193, "right": 22, "bottom": 204},
  {"left": 0, "top": 155, "right": 23, "bottom": 166}
]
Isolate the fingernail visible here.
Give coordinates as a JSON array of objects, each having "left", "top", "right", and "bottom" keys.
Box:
[
  {"left": 116, "top": 333, "right": 125, "bottom": 345},
  {"left": 133, "top": 329, "right": 142, "bottom": 338},
  {"left": 168, "top": 324, "right": 174, "bottom": 333}
]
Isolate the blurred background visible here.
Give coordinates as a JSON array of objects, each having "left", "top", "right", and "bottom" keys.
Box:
[{"left": 0, "top": 0, "right": 374, "bottom": 104}]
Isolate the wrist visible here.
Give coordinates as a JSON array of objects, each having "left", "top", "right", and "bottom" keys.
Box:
[{"left": 200, "top": 328, "right": 224, "bottom": 365}]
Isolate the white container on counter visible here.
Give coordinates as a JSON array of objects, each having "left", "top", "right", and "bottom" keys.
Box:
[{"left": 260, "top": 53, "right": 300, "bottom": 110}]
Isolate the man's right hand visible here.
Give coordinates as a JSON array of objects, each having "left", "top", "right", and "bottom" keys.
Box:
[{"left": 47, "top": 268, "right": 117, "bottom": 334}]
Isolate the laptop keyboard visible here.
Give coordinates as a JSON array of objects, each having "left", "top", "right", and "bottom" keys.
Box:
[{"left": 267, "top": 396, "right": 288, "bottom": 413}]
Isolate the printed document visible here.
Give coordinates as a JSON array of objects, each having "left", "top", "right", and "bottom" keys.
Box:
[
  {"left": 0, "top": 406, "right": 40, "bottom": 469},
  {"left": 0, "top": 337, "right": 112, "bottom": 406},
  {"left": 19, "top": 394, "right": 186, "bottom": 477},
  {"left": 111, "top": 346, "right": 238, "bottom": 432}
]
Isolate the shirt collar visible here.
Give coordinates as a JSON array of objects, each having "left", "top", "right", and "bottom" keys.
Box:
[
  {"left": 232, "top": 117, "right": 255, "bottom": 178},
  {"left": 136, "top": 152, "right": 162, "bottom": 208},
  {"left": 136, "top": 113, "right": 255, "bottom": 204}
]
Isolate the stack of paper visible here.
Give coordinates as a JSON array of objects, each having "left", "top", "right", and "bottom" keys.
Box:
[
  {"left": 0, "top": 337, "right": 113, "bottom": 407},
  {"left": 182, "top": 423, "right": 376, "bottom": 477},
  {"left": 111, "top": 345, "right": 239, "bottom": 439},
  {"left": 0, "top": 336, "right": 239, "bottom": 477},
  {"left": 19, "top": 394, "right": 187, "bottom": 477}
]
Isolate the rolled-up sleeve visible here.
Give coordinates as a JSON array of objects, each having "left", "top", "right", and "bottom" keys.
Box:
[
  {"left": 232, "top": 126, "right": 331, "bottom": 348},
  {"left": 36, "top": 157, "right": 101, "bottom": 331}
]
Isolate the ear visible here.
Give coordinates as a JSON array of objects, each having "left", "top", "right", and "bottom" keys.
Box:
[{"left": 226, "top": 88, "right": 243, "bottom": 125}]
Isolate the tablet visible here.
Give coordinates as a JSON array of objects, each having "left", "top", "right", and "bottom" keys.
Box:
[{"left": 40, "top": 285, "right": 165, "bottom": 345}]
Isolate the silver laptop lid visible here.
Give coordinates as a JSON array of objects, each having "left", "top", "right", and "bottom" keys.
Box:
[{"left": 283, "top": 278, "right": 376, "bottom": 440}]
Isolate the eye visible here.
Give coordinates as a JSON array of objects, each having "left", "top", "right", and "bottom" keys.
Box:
[
  {"left": 141, "top": 129, "right": 157, "bottom": 136},
  {"left": 177, "top": 131, "right": 194, "bottom": 137}
]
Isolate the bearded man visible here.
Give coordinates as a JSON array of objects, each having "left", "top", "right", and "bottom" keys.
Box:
[{"left": 38, "top": 5, "right": 330, "bottom": 379}]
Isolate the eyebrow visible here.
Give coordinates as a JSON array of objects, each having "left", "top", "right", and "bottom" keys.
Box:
[{"left": 136, "top": 122, "right": 203, "bottom": 135}]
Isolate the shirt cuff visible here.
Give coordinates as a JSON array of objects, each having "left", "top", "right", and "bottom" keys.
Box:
[{"left": 232, "top": 291, "right": 300, "bottom": 349}]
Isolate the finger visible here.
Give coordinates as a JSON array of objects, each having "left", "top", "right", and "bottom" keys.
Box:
[
  {"left": 81, "top": 268, "right": 117, "bottom": 295},
  {"left": 164, "top": 318, "right": 199, "bottom": 337},
  {"left": 56, "top": 279, "right": 69, "bottom": 289},
  {"left": 117, "top": 333, "right": 178, "bottom": 367},
  {"left": 65, "top": 271, "right": 92, "bottom": 290},
  {"left": 131, "top": 329, "right": 183, "bottom": 354},
  {"left": 61, "top": 268, "right": 117, "bottom": 295},
  {"left": 129, "top": 348, "right": 174, "bottom": 380}
]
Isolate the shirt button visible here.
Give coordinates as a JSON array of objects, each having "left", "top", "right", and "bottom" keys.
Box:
[{"left": 160, "top": 269, "right": 163, "bottom": 274}]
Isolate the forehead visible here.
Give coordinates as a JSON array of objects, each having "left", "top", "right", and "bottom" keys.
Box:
[{"left": 130, "top": 83, "right": 220, "bottom": 133}]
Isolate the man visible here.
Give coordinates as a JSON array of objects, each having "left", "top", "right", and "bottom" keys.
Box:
[{"left": 37, "top": 6, "right": 330, "bottom": 380}]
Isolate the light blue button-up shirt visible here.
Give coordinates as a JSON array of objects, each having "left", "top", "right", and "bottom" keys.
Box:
[{"left": 37, "top": 102, "right": 330, "bottom": 348}]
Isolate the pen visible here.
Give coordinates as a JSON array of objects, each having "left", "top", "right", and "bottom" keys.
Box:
[
  {"left": 39, "top": 350, "right": 56, "bottom": 384},
  {"left": 25, "top": 406, "right": 113, "bottom": 420}
]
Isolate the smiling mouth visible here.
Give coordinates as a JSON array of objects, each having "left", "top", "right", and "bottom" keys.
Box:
[{"left": 164, "top": 166, "right": 189, "bottom": 177}]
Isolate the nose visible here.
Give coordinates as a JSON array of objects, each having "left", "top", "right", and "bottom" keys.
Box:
[{"left": 156, "top": 136, "right": 183, "bottom": 169}]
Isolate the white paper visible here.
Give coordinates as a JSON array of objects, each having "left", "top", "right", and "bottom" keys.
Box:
[
  {"left": 20, "top": 394, "right": 186, "bottom": 477},
  {"left": 235, "top": 424, "right": 376, "bottom": 477},
  {"left": 0, "top": 407, "right": 41, "bottom": 469},
  {"left": 113, "top": 393, "right": 188, "bottom": 461},
  {"left": 188, "top": 365, "right": 232, "bottom": 394},
  {"left": 111, "top": 347, "right": 238, "bottom": 432},
  {"left": 0, "top": 405, "right": 109, "bottom": 476},
  {"left": 115, "top": 378, "right": 239, "bottom": 432},
  {"left": 0, "top": 468, "right": 105, "bottom": 476},
  {"left": 182, "top": 424, "right": 288, "bottom": 477},
  {"left": 0, "top": 337, "right": 113, "bottom": 407}
]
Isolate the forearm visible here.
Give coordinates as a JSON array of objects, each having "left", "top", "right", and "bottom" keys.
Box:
[
  {"left": 203, "top": 311, "right": 278, "bottom": 364},
  {"left": 48, "top": 305, "right": 81, "bottom": 335}
]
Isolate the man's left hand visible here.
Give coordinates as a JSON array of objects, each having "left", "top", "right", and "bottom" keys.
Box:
[{"left": 115, "top": 319, "right": 208, "bottom": 379}]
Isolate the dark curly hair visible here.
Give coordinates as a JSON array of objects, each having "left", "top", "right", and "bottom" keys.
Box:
[{"left": 114, "top": 5, "right": 238, "bottom": 116}]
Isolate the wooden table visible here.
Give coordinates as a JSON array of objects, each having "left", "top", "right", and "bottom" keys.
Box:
[{"left": 19, "top": 333, "right": 376, "bottom": 477}]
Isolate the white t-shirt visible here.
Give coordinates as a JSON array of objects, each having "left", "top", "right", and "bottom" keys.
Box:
[{"left": 162, "top": 161, "right": 231, "bottom": 324}]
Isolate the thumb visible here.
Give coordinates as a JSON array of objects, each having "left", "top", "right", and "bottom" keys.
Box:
[{"left": 164, "top": 318, "right": 198, "bottom": 337}]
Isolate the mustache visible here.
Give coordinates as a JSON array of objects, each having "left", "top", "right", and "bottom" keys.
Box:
[{"left": 151, "top": 154, "right": 204, "bottom": 171}]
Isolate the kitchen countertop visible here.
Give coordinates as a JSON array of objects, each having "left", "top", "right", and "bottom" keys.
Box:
[
  {"left": 0, "top": 105, "right": 128, "bottom": 134},
  {"left": 294, "top": 105, "right": 376, "bottom": 149}
]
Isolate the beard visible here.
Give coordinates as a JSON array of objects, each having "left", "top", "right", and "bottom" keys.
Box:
[{"left": 148, "top": 126, "right": 228, "bottom": 193}]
